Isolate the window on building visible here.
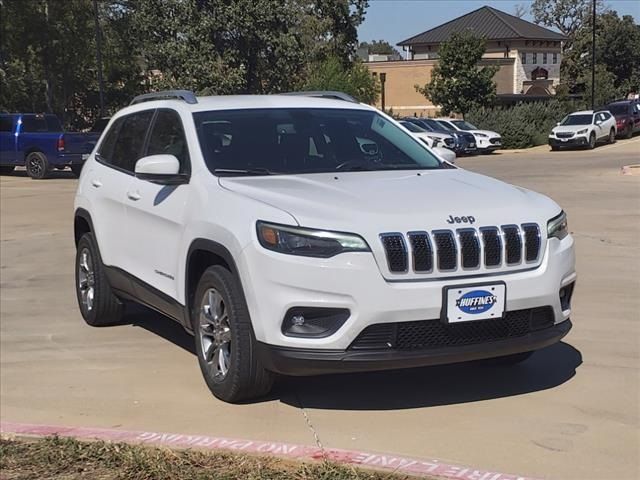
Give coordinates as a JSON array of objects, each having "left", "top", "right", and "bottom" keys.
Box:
[
  {"left": 553, "top": 53, "right": 558, "bottom": 64},
  {"left": 532, "top": 52, "right": 538, "bottom": 64},
  {"left": 542, "top": 53, "right": 548, "bottom": 64},
  {"left": 521, "top": 52, "right": 527, "bottom": 64}
]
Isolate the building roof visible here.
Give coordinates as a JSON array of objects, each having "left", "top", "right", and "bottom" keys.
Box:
[{"left": 398, "top": 6, "right": 567, "bottom": 46}]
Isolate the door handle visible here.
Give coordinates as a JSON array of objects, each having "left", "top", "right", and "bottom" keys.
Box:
[
  {"left": 127, "top": 191, "right": 141, "bottom": 201},
  {"left": 91, "top": 179, "right": 102, "bottom": 188}
]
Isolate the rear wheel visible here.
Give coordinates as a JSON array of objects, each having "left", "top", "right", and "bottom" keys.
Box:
[
  {"left": 625, "top": 124, "right": 633, "bottom": 139},
  {"left": 0, "top": 165, "right": 15, "bottom": 174},
  {"left": 26, "top": 152, "right": 49, "bottom": 179},
  {"left": 608, "top": 128, "right": 616, "bottom": 144},
  {"left": 193, "top": 265, "right": 274, "bottom": 403},
  {"left": 75, "top": 232, "right": 123, "bottom": 326},
  {"left": 588, "top": 132, "right": 596, "bottom": 149}
]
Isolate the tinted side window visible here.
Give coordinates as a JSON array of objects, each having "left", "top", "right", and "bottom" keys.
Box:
[
  {"left": 97, "top": 117, "right": 125, "bottom": 164},
  {"left": 0, "top": 116, "right": 14, "bottom": 132},
  {"left": 146, "top": 110, "right": 189, "bottom": 173},
  {"left": 45, "top": 115, "right": 62, "bottom": 131},
  {"left": 21, "top": 115, "right": 48, "bottom": 132},
  {"left": 110, "top": 111, "right": 154, "bottom": 172}
]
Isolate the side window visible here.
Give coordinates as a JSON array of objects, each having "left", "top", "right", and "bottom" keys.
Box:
[
  {"left": 97, "top": 117, "right": 125, "bottom": 164},
  {"left": 21, "top": 115, "right": 48, "bottom": 132},
  {"left": 0, "top": 116, "right": 14, "bottom": 132},
  {"left": 45, "top": 115, "right": 62, "bottom": 132},
  {"left": 110, "top": 111, "right": 154, "bottom": 172},
  {"left": 146, "top": 110, "right": 189, "bottom": 173}
]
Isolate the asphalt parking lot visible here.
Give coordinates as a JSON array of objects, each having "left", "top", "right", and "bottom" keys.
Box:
[{"left": 1, "top": 139, "right": 639, "bottom": 480}]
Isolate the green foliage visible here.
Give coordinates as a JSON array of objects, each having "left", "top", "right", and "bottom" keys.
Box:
[
  {"left": 415, "top": 31, "right": 498, "bottom": 118},
  {"left": 0, "top": 0, "right": 370, "bottom": 129},
  {"left": 359, "top": 39, "right": 400, "bottom": 57},
  {"left": 303, "top": 56, "right": 379, "bottom": 104},
  {"left": 466, "top": 100, "right": 586, "bottom": 149}
]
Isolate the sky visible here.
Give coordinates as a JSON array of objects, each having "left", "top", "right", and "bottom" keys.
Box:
[{"left": 358, "top": 0, "right": 640, "bottom": 47}]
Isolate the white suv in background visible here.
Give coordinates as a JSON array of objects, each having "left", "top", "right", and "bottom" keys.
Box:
[
  {"left": 549, "top": 110, "right": 617, "bottom": 150},
  {"left": 435, "top": 118, "right": 502, "bottom": 153},
  {"left": 74, "top": 90, "right": 576, "bottom": 403}
]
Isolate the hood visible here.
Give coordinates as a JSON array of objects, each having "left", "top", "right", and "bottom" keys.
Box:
[
  {"left": 552, "top": 125, "right": 588, "bottom": 134},
  {"left": 219, "top": 169, "right": 560, "bottom": 235},
  {"left": 470, "top": 129, "right": 500, "bottom": 138}
]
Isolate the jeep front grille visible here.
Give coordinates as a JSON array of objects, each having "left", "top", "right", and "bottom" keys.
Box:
[{"left": 379, "top": 224, "right": 541, "bottom": 275}]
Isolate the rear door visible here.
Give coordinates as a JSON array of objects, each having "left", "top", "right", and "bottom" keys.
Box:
[
  {"left": 87, "top": 110, "right": 154, "bottom": 270},
  {"left": 121, "top": 109, "right": 191, "bottom": 301},
  {"left": 0, "top": 115, "right": 17, "bottom": 164}
]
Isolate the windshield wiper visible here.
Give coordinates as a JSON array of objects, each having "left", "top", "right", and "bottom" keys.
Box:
[{"left": 213, "top": 168, "right": 279, "bottom": 176}]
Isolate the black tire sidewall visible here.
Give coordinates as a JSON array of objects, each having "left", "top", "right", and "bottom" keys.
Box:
[
  {"left": 191, "top": 266, "right": 265, "bottom": 402},
  {"left": 71, "top": 164, "right": 83, "bottom": 177},
  {"left": 26, "top": 152, "right": 48, "bottom": 179},
  {"left": 589, "top": 133, "right": 596, "bottom": 149},
  {"left": 609, "top": 129, "right": 615, "bottom": 143}
]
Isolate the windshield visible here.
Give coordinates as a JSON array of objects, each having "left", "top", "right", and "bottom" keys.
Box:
[
  {"left": 435, "top": 120, "right": 456, "bottom": 131},
  {"left": 561, "top": 114, "right": 593, "bottom": 126},
  {"left": 451, "top": 120, "right": 477, "bottom": 131},
  {"left": 607, "top": 104, "right": 628, "bottom": 116},
  {"left": 400, "top": 121, "right": 426, "bottom": 133},
  {"left": 193, "top": 108, "right": 443, "bottom": 175}
]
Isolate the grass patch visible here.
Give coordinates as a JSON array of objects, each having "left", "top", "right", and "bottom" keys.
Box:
[{"left": 0, "top": 436, "right": 421, "bottom": 480}]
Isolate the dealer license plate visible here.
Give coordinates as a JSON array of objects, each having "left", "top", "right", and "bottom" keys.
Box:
[{"left": 444, "top": 283, "right": 506, "bottom": 323}]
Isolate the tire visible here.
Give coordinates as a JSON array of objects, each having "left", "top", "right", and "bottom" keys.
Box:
[
  {"left": 588, "top": 132, "right": 596, "bottom": 149},
  {"left": 484, "top": 351, "right": 534, "bottom": 366},
  {"left": 625, "top": 125, "right": 633, "bottom": 139},
  {"left": 192, "top": 265, "right": 274, "bottom": 403},
  {"left": 75, "top": 232, "right": 123, "bottom": 326},
  {"left": 0, "top": 165, "right": 15, "bottom": 174},
  {"left": 551, "top": 146, "right": 560, "bottom": 151},
  {"left": 608, "top": 128, "right": 616, "bottom": 144},
  {"left": 70, "top": 163, "right": 83, "bottom": 178},
  {"left": 26, "top": 151, "right": 49, "bottom": 179}
]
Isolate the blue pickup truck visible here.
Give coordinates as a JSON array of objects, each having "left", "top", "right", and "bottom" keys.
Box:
[{"left": 0, "top": 113, "right": 101, "bottom": 179}]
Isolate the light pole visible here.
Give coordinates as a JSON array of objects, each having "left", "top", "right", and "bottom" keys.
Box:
[
  {"left": 591, "top": 0, "right": 596, "bottom": 110},
  {"left": 380, "top": 72, "right": 387, "bottom": 112},
  {"left": 93, "top": 0, "right": 105, "bottom": 117}
]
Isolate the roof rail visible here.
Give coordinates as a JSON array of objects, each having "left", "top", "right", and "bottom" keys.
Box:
[
  {"left": 130, "top": 90, "right": 198, "bottom": 106},
  {"left": 281, "top": 91, "right": 358, "bottom": 103}
]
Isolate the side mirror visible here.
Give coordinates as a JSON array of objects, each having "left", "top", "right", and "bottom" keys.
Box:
[
  {"left": 595, "top": 119, "right": 602, "bottom": 125},
  {"left": 433, "top": 146, "right": 456, "bottom": 164},
  {"left": 134, "top": 154, "right": 187, "bottom": 184},
  {"left": 556, "top": 122, "right": 561, "bottom": 126}
]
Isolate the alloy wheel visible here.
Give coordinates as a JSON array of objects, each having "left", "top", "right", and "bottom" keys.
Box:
[
  {"left": 29, "top": 156, "right": 43, "bottom": 177},
  {"left": 77, "top": 248, "right": 95, "bottom": 312},
  {"left": 199, "top": 288, "right": 232, "bottom": 381}
]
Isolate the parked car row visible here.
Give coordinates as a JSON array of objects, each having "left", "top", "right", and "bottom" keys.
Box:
[
  {"left": 549, "top": 99, "right": 640, "bottom": 151},
  {"left": 0, "top": 113, "right": 108, "bottom": 179}
]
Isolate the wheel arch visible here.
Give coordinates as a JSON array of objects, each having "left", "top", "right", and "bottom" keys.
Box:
[
  {"left": 185, "top": 239, "right": 243, "bottom": 328},
  {"left": 74, "top": 208, "right": 94, "bottom": 247}
]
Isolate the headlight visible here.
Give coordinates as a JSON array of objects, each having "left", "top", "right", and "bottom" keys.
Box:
[
  {"left": 576, "top": 129, "right": 588, "bottom": 135},
  {"left": 475, "top": 133, "right": 488, "bottom": 138},
  {"left": 257, "top": 221, "right": 370, "bottom": 258},
  {"left": 547, "top": 211, "right": 568, "bottom": 240}
]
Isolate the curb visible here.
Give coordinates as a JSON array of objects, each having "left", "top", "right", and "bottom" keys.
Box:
[
  {"left": 1, "top": 421, "right": 539, "bottom": 480},
  {"left": 621, "top": 164, "right": 640, "bottom": 175}
]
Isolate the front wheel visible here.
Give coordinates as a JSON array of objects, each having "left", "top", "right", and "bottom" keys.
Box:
[
  {"left": 588, "top": 132, "right": 596, "bottom": 149},
  {"left": 75, "top": 233, "right": 123, "bottom": 326},
  {"left": 193, "top": 265, "right": 273, "bottom": 403},
  {"left": 26, "top": 152, "right": 49, "bottom": 179},
  {"left": 608, "top": 128, "right": 616, "bottom": 144}
]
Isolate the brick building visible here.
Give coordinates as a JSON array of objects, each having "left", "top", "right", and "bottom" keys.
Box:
[{"left": 366, "top": 6, "right": 567, "bottom": 116}]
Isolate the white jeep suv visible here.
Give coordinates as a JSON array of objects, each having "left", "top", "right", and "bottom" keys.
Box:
[
  {"left": 74, "top": 90, "right": 576, "bottom": 403},
  {"left": 549, "top": 110, "right": 616, "bottom": 150}
]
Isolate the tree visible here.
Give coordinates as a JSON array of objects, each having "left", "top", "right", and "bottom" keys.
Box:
[
  {"left": 415, "top": 31, "right": 498, "bottom": 118},
  {"left": 359, "top": 39, "right": 401, "bottom": 57},
  {"left": 578, "top": 64, "right": 617, "bottom": 107},
  {"left": 303, "top": 56, "right": 379, "bottom": 104},
  {"left": 531, "top": 0, "right": 607, "bottom": 52}
]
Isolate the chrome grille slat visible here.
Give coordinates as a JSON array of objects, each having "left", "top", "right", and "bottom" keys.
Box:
[{"left": 380, "top": 223, "right": 542, "bottom": 275}]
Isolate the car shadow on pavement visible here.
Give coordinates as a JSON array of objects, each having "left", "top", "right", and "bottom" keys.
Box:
[
  {"left": 274, "top": 342, "right": 582, "bottom": 410},
  {"left": 119, "top": 305, "right": 582, "bottom": 410}
]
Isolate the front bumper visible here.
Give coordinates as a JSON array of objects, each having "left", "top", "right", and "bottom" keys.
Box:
[
  {"left": 238, "top": 233, "right": 576, "bottom": 354},
  {"left": 53, "top": 152, "right": 87, "bottom": 166},
  {"left": 477, "top": 138, "right": 502, "bottom": 152},
  {"left": 549, "top": 136, "right": 588, "bottom": 147},
  {"left": 257, "top": 319, "right": 572, "bottom": 375}
]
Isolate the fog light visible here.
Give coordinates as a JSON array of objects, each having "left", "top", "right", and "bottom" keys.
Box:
[
  {"left": 281, "top": 307, "right": 350, "bottom": 338},
  {"left": 559, "top": 282, "right": 575, "bottom": 312}
]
